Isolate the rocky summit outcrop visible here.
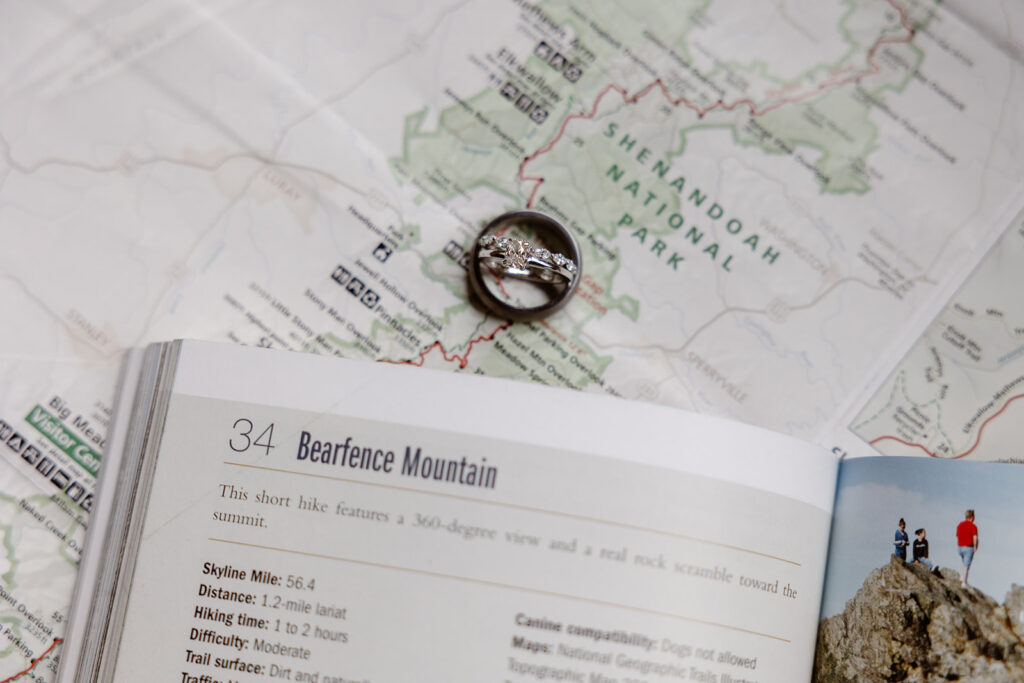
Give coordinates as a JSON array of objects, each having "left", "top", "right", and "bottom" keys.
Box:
[{"left": 814, "top": 556, "right": 1024, "bottom": 682}]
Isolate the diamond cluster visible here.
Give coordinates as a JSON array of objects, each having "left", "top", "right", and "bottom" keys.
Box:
[{"left": 479, "top": 234, "right": 576, "bottom": 273}]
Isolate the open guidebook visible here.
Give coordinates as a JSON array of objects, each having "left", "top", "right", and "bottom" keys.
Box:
[{"left": 56, "top": 340, "right": 1024, "bottom": 682}]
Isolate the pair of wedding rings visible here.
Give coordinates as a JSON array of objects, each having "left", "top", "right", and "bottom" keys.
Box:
[{"left": 468, "top": 211, "right": 582, "bottom": 321}]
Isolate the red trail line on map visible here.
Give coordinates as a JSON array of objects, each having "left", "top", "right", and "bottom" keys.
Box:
[
  {"left": 518, "top": 0, "right": 915, "bottom": 208},
  {"left": 869, "top": 393, "right": 1024, "bottom": 459},
  {"left": 383, "top": 3, "right": 914, "bottom": 368},
  {"left": 2, "top": 638, "right": 62, "bottom": 683},
  {"left": 382, "top": 322, "right": 510, "bottom": 369}
]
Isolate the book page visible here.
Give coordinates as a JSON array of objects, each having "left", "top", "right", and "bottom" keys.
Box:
[{"left": 111, "top": 342, "right": 837, "bottom": 682}]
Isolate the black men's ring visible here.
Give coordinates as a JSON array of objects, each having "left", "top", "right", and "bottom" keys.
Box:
[{"left": 467, "top": 210, "right": 582, "bottom": 322}]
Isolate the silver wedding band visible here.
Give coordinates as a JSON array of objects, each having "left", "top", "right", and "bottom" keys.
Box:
[{"left": 468, "top": 211, "right": 582, "bottom": 321}]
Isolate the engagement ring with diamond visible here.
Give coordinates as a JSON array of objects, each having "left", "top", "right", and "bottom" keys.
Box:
[
  {"left": 477, "top": 234, "right": 577, "bottom": 284},
  {"left": 468, "top": 210, "right": 582, "bottom": 322}
]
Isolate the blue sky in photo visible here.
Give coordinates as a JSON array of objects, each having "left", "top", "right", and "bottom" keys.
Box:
[{"left": 820, "top": 457, "right": 1024, "bottom": 618}]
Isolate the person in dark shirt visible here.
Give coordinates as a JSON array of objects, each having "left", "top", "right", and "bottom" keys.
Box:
[
  {"left": 912, "top": 528, "right": 940, "bottom": 577},
  {"left": 893, "top": 518, "right": 909, "bottom": 560}
]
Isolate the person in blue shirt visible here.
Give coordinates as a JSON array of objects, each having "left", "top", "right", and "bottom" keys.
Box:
[{"left": 893, "top": 518, "right": 909, "bottom": 560}]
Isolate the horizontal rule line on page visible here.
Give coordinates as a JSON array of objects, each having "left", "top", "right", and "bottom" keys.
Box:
[
  {"left": 223, "top": 461, "right": 799, "bottom": 566},
  {"left": 208, "top": 537, "right": 792, "bottom": 644}
]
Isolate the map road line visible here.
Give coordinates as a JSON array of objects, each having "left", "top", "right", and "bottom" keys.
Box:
[
  {"left": 518, "top": 0, "right": 915, "bottom": 208},
  {"left": 1, "top": 638, "right": 62, "bottom": 683},
  {"left": 869, "top": 392, "right": 1024, "bottom": 458},
  {"left": 382, "top": 322, "right": 510, "bottom": 368}
]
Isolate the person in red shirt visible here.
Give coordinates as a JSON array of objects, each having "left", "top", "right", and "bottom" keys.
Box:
[{"left": 956, "top": 509, "right": 979, "bottom": 587}]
